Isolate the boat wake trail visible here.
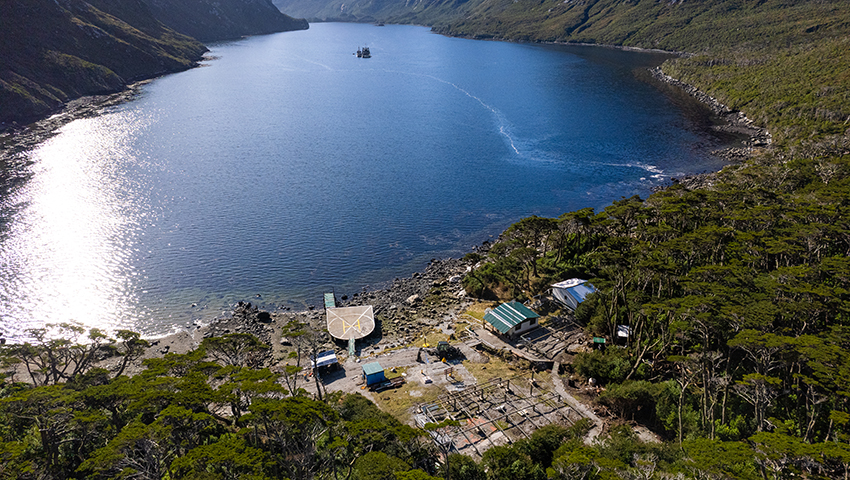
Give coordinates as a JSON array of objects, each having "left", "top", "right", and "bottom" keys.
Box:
[
  {"left": 293, "top": 55, "right": 335, "bottom": 71},
  {"left": 417, "top": 74, "right": 581, "bottom": 168},
  {"left": 391, "top": 70, "right": 521, "bottom": 155},
  {"left": 425, "top": 74, "right": 521, "bottom": 155}
]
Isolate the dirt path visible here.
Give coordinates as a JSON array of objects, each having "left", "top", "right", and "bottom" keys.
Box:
[{"left": 551, "top": 361, "right": 603, "bottom": 443}]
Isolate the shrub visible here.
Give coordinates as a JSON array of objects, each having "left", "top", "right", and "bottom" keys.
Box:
[
  {"left": 572, "top": 348, "right": 632, "bottom": 385},
  {"left": 597, "top": 381, "right": 659, "bottom": 425},
  {"left": 354, "top": 451, "right": 410, "bottom": 480}
]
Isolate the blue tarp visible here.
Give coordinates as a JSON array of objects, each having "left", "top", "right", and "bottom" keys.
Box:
[{"left": 552, "top": 279, "right": 596, "bottom": 311}]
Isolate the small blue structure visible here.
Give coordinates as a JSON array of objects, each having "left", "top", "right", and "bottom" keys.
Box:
[
  {"left": 362, "top": 361, "right": 386, "bottom": 386},
  {"left": 551, "top": 278, "right": 596, "bottom": 311}
]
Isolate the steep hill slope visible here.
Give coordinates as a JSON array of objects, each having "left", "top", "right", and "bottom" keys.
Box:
[
  {"left": 272, "top": 0, "right": 472, "bottom": 24},
  {"left": 141, "top": 0, "right": 308, "bottom": 42},
  {"left": 0, "top": 0, "right": 308, "bottom": 128},
  {"left": 431, "top": 0, "right": 850, "bottom": 51},
  {"left": 273, "top": 0, "right": 848, "bottom": 51},
  {"left": 0, "top": 0, "right": 206, "bottom": 127}
]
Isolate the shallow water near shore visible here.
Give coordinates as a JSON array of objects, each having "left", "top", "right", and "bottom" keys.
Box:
[{"left": 0, "top": 23, "right": 737, "bottom": 340}]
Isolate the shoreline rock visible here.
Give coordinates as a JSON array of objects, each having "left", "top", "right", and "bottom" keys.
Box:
[
  {"left": 650, "top": 66, "right": 772, "bottom": 149},
  {"left": 650, "top": 67, "right": 771, "bottom": 148},
  {"left": 141, "top": 257, "right": 475, "bottom": 368},
  {"left": 0, "top": 82, "right": 150, "bottom": 161},
  {"left": 648, "top": 66, "right": 772, "bottom": 191}
]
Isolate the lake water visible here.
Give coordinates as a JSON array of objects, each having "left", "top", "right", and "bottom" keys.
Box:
[{"left": 0, "top": 23, "right": 735, "bottom": 339}]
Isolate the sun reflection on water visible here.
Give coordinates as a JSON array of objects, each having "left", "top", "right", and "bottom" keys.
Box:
[{"left": 0, "top": 111, "right": 149, "bottom": 340}]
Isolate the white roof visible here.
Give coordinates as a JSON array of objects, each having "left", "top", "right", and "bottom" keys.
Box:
[
  {"left": 552, "top": 278, "right": 587, "bottom": 289},
  {"left": 310, "top": 350, "right": 338, "bottom": 368}
]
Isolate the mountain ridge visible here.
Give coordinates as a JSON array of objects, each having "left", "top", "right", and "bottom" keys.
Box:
[
  {"left": 0, "top": 0, "right": 308, "bottom": 128},
  {"left": 272, "top": 0, "right": 849, "bottom": 52}
]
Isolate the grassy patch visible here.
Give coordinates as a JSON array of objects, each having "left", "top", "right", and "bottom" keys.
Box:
[
  {"left": 463, "top": 353, "right": 523, "bottom": 383},
  {"left": 370, "top": 377, "right": 442, "bottom": 423},
  {"left": 451, "top": 320, "right": 473, "bottom": 338},
  {"left": 463, "top": 302, "right": 496, "bottom": 322},
  {"left": 384, "top": 366, "right": 407, "bottom": 380},
  {"left": 419, "top": 331, "right": 450, "bottom": 349}
]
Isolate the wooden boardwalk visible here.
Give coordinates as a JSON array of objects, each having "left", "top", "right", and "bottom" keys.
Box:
[{"left": 468, "top": 328, "right": 548, "bottom": 363}]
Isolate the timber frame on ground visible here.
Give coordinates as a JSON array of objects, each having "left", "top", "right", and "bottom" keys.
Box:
[{"left": 415, "top": 373, "right": 585, "bottom": 459}]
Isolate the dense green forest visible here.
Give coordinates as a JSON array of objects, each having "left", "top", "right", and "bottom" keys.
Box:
[
  {"left": 7, "top": 324, "right": 846, "bottom": 480},
  {"left": 449, "top": 2, "right": 850, "bottom": 479},
  {"left": 0, "top": 328, "right": 680, "bottom": 480},
  {"left": 3, "top": 0, "right": 850, "bottom": 478}
]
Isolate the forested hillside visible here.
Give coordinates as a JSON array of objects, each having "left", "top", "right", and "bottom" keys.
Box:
[
  {"left": 0, "top": 0, "right": 307, "bottom": 127},
  {"left": 273, "top": 0, "right": 848, "bottom": 49},
  {"left": 430, "top": 2, "right": 850, "bottom": 479}
]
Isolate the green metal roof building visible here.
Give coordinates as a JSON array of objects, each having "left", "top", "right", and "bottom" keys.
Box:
[{"left": 483, "top": 301, "right": 540, "bottom": 336}]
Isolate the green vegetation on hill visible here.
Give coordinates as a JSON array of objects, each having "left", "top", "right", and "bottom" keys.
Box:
[
  {"left": 664, "top": 37, "right": 850, "bottom": 143},
  {"left": 0, "top": 0, "right": 308, "bottom": 127},
  {"left": 433, "top": 0, "right": 850, "bottom": 50},
  {"left": 275, "top": 0, "right": 849, "bottom": 52},
  {"left": 0, "top": 327, "right": 779, "bottom": 480},
  {"left": 0, "top": 0, "right": 206, "bottom": 127},
  {"left": 433, "top": 3, "right": 850, "bottom": 478}
]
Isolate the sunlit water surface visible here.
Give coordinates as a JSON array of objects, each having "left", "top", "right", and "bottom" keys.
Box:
[{"left": 0, "top": 24, "right": 736, "bottom": 339}]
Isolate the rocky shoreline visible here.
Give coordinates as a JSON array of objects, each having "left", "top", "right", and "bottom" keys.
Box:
[
  {"left": 650, "top": 67, "right": 772, "bottom": 148},
  {"left": 647, "top": 66, "right": 772, "bottom": 191},
  {"left": 138, "top": 257, "right": 475, "bottom": 369},
  {"left": 0, "top": 82, "right": 149, "bottom": 162}
]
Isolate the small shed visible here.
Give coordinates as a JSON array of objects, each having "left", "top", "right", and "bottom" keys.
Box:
[
  {"left": 362, "top": 361, "right": 386, "bottom": 386},
  {"left": 310, "top": 350, "right": 339, "bottom": 370},
  {"left": 592, "top": 337, "right": 606, "bottom": 350},
  {"left": 551, "top": 278, "right": 596, "bottom": 311},
  {"left": 483, "top": 301, "right": 540, "bottom": 337}
]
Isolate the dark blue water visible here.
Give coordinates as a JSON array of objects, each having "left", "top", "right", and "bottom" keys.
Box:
[{"left": 0, "top": 23, "right": 732, "bottom": 338}]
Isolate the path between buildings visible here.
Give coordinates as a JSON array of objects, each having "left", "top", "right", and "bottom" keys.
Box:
[
  {"left": 471, "top": 328, "right": 547, "bottom": 362},
  {"left": 551, "top": 361, "right": 602, "bottom": 444}
]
